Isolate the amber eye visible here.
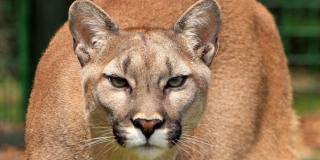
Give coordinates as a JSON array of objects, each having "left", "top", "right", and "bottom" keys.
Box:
[
  {"left": 109, "top": 76, "right": 128, "bottom": 88},
  {"left": 166, "top": 76, "right": 187, "bottom": 88}
]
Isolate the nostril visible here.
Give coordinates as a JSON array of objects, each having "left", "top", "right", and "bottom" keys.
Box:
[
  {"left": 132, "top": 119, "right": 164, "bottom": 139},
  {"left": 153, "top": 120, "right": 163, "bottom": 130},
  {"left": 132, "top": 119, "right": 143, "bottom": 130}
]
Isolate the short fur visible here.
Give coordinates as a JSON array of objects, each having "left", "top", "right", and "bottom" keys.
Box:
[{"left": 25, "top": 0, "right": 297, "bottom": 159}]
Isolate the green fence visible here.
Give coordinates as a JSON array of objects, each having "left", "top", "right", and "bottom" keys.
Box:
[
  {"left": 259, "top": 0, "right": 320, "bottom": 66},
  {"left": 0, "top": 0, "right": 25, "bottom": 123},
  {"left": 0, "top": 0, "right": 73, "bottom": 123}
]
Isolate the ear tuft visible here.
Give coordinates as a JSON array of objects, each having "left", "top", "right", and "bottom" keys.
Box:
[
  {"left": 69, "top": 0, "right": 118, "bottom": 66},
  {"left": 174, "top": 0, "right": 222, "bottom": 66}
]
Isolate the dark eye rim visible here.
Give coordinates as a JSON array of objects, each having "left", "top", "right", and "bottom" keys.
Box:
[
  {"left": 165, "top": 75, "right": 190, "bottom": 89},
  {"left": 103, "top": 74, "right": 129, "bottom": 88}
]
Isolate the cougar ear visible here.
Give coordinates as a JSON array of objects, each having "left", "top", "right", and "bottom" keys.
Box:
[
  {"left": 69, "top": 0, "right": 118, "bottom": 67},
  {"left": 174, "top": 0, "right": 222, "bottom": 66}
]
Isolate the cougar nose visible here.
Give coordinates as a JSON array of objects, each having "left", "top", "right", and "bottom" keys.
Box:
[{"left": 132, "top": 119, "right": 164, "bottom": 139}]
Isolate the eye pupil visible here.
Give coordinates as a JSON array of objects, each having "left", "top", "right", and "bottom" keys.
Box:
[{"left": 109, "top": 77, "right": 128, "bottom": 88}]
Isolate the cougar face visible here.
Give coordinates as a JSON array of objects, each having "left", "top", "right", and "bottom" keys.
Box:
[
  {"left": 82, "top": 30, "right": 211, "bottom": 158},
  {"left": 69, "top": 0, "right": 221, "bottom": 158}
]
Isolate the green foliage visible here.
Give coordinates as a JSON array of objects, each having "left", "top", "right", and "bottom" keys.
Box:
[
  {"left": 0, "top": 75, "right": 23, "bottom": 123},
  {"left": 294, "top": 94, "right": 320, "bottom": 115},
  {"left": 258, "top": 0, "right": 320, "bottom": 66}
]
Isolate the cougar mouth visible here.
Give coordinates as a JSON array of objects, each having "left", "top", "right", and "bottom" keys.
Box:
[{"left": 112, "top": 120, "right": 182, "bottom": 149}]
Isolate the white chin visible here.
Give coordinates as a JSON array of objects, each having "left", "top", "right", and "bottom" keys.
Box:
[
  {"left": 131, "top": 146, "right": 167, "bottom": 160},
  {"left": 124, "top": 128, "right": 170, "bottom": 159},
  {"left": 125, "top": 128, "right": 170, "bottom": 147}
]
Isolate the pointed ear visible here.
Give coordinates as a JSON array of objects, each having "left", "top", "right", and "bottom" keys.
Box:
[
  {"left": 174, "top": 0, "right": 222, "bottom": 66},
  {"left": 69, "top": 0, "right": 118, "bottom": 67}
]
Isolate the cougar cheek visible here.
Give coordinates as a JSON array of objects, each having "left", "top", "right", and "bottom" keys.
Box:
[
  {"left": 95, "top": 82, "right": 128, "bottom": 112},
  {"left": 168, "top": 85, "right": 198, "bottom": 110}
]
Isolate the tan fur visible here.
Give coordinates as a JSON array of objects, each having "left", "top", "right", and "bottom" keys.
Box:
[
  {"left": 133, "top": 112, "right": 163, "bottom": 121},
  {"left": 25, "top": 0, "right": 298, "bottom": 160}
]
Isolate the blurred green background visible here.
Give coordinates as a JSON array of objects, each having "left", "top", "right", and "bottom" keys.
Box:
[{"left": 0, "top": 0, "right": 319, "bottom": 159}]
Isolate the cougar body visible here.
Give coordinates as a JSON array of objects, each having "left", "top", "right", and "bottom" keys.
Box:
[{"left": 25, "top": 0, "right": 297, "bottom": 159}]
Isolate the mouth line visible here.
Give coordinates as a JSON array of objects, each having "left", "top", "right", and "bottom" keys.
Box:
[
  {"left": 131, "top": 141, "right": 169, "bottom": 149},
  {"left": 116, "top": 134, "right": 179, "bottom": 149},
  {"left": 134, "top": 143, "right": 166, "bottom": 151},
  {"left": 136, "top": 141, "right": 157, "bottom": 148},
  {"left": 142, "top": 143, "right": 153, "bottom": 148}
]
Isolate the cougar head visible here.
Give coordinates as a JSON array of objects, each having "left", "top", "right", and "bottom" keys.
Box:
[{"left": 69, "top": 0, "right": 221, "bottom": 158}]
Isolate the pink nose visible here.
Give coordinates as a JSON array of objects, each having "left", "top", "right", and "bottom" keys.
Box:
[{"left": 132, "top": 119, "right": 163, "bottom": 139}]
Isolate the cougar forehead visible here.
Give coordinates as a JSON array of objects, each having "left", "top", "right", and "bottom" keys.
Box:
[{"left": 102, "top": 30, "right": 193, "bottom": 87}]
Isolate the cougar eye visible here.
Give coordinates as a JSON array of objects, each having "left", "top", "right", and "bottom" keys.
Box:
[
  {"left": 108, "top": 76, "right": 129, "bottom": 88},
  {"left": 166, "top": 76, "right": 188, "bottom": 88}
]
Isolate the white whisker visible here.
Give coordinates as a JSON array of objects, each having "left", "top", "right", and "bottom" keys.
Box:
[
  {"left": 178, "top": 140, "right": 204, "bottom": 156},
  {"left": 183, "top": 135, "right": 213, "bottom": 145},
  {"left": 172, "top": 141, "right": 193, "bottom": 159},
  {"left": 112, "top": 145, "right": 121, "bottom": 153},
  {"left": 183, "top": 139, "right": 209, "bottom": 153},
  {"left": 104, "top": 142, "right": 117, "bottom": 154},
  {"left": 180, "top": 135, "right": 223, "bottom": 149}
]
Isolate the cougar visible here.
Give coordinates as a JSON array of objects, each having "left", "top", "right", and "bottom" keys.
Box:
[{"left": 25, "top": 0, "right": 298, "bottom": 159}]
